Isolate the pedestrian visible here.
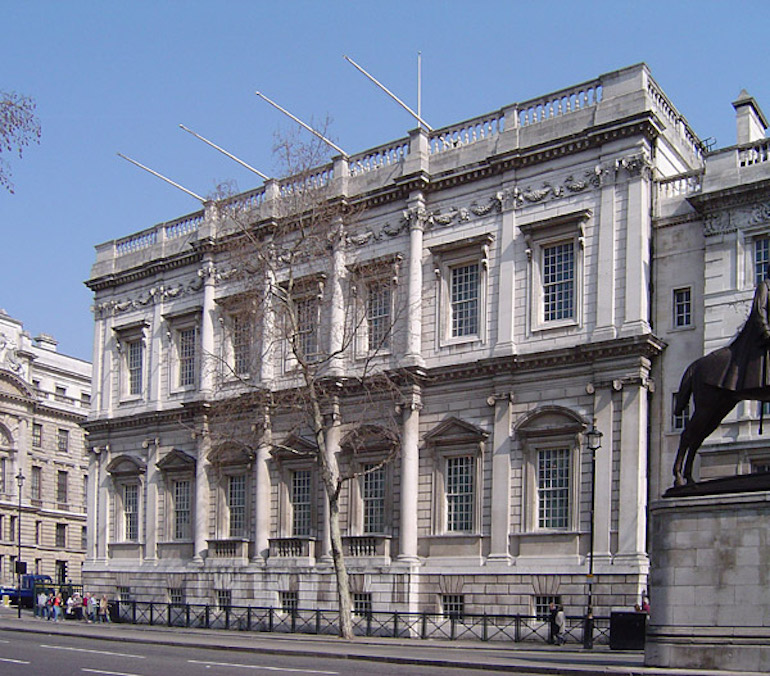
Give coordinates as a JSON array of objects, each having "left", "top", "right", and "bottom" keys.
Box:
[
  {"left": 548, "top": 602, "right": 558, "bottom": 644},
  {"left": 641, "top": 596, "right": 650, "bottom": 614},
  {"left": 99, "top": 594, "right": 110, "bottom": 623},
  {"left": 36, "top": 590, "right": 47, "bottom": 619},
  {"left": 89, "top": 593, "right": 99, "bottom": 622},
  {"left": 52, "top": 592, "right": 62, "bottom": 622},
  {"left": 45, "top": 592, "right": 54, "bottom": 621},
  {"left": 554, "top": 605, "right": 566, "bottom": 645}
]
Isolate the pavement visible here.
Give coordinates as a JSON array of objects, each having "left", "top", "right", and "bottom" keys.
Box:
[{"left": 0, "top": 606, "right": 761, "bottom": 676}]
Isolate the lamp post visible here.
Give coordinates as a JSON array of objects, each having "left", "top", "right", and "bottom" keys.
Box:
[
  {"left": 15, "top": 471, "right": 24, "bottom": 619},
  {"left": 584, "top": 421, "right": 602, "bottom": 649}
]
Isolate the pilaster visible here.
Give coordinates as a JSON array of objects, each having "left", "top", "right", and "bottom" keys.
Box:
[
  {"left": 488, "top": 392, "right": 513, "bottom": 563},
  {"left": 397, "top": 385, "right": 421, "bottom": 563}
]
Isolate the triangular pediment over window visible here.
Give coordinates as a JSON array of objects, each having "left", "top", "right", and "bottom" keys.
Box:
[
  {"left": 271, "top": 433, "right": 317, "bottom": 461},
  {"left": 424, "top": 417, "right": 488, "bottom": 449},
  {"left": 156, "top": 449, "right": 196, "bottom": 473},
  {"left": 106, "top": 454, "right": 146, "bottom": 478}
]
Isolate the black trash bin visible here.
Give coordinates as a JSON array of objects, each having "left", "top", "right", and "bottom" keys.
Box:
[{"left": 609, "top": 611, "right": 646, "bottom": 650}]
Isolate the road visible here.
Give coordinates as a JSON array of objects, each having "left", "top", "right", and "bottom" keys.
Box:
[{"left": 0, "top": 628, "right": 549, "bottom": 676}]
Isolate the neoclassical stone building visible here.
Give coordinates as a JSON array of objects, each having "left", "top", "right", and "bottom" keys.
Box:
[
  {"left": 84, "top": 63, "right": 718, "bottom": 617},
  {"left": 0, "top": 310, "right": 91, "bottom": 586}
]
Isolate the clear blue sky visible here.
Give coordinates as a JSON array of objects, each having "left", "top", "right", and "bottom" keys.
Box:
[{"left": 1, "top": 0, "right": 769, "bottom": 362}]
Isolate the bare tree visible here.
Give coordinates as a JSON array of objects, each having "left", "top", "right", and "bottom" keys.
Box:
[
  {"left": 0, "top": 91, "right": 41, "bottom": 193},
  {"left": 202, "top": 126, "right": 405, "bottom": 639}
]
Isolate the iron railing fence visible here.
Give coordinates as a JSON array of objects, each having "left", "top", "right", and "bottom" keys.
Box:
[{"left": 112, "top": 600, "right": 610, "bottom": 645}]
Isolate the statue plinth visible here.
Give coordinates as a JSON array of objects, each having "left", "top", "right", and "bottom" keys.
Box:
[{"left": 646, "top": 486, "right": 770, "bottom": 672}]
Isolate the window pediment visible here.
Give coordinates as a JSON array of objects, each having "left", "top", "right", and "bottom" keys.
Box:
[
  {"left": 515, "top": 406, "right": 586, "bottom": 439},
  {"left": 0, "top": 372, "right": 33, "bottom": 400},
  {"left": 271, "top": 434, "right": 318, "bottom": 462},
  {"left": 340, "top": 425, "right": 398, "bottom": 455},
  {"left": 425, "top": 417, "right": 488, "bottom": 451},
  {"left": 106, "top": 454, "right": 146, "bottom": 478},
  {"left": 209, "top": 443, "right": 254, "bottom": 469},
  {"left": 157, "top": 449, "right": 196, "bottom": 473}
]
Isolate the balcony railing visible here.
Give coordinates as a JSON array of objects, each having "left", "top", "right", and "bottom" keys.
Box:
[
  {"left": 342, "top": 535, "right": 391, "bottom": 559},
  {"left": 268, "top": 537, "right": 316, "bottom": 559}
]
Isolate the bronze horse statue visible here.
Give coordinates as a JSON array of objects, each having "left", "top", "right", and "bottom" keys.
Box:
[{"left": 673, "top": 279, "right": 770, "bottom": 486}]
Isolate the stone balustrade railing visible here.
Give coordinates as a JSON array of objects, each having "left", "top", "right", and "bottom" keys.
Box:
[
  {"left": 517, "top": 79, "right": 602, "bottom": 127},
  {"left": 738, "top": 139, "right": 770, "bottom": 167},
  {"left": 348, "top": 138, "right": 409, "bottom": 175},
  {"left": 657, "top": 171, "right": 703, "bottom": 199},
  {"left": 647, "top": 79, "right": 704, "bottom": 161},
  {"left": 279, "top": 163, "right": 333, "bottom": 197},
  {"left": 115, "top": 210, "right": 205, "bottom": 257},
  {"left": 429, "top": 111, "right": 505, "bottom": 154}
]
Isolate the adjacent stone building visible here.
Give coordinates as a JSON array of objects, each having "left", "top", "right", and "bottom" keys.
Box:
[
  {"left": 84, "top": 62, "right": 758, "bottom": 619},
  {"left": 0, "top": 310, "right": 91, "bottom": 586}
]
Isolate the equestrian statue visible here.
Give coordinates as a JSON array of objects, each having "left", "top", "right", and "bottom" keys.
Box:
[{"left": 673, "top": 278, "right": 770, "bottom": 486}]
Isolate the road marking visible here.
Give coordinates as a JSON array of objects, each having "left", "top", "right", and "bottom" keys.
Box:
[
  {"left": 0, "top": 656, "right": 31, "bottom": 664},
  {"left": 40, "top": 644, "right": 146, "bottom": 659},
  {"left": 82, "top": 669, "right": 142, "bottom": 676},
  {"left": 188, "top": 660, "right": 338, "bottom": 674}
]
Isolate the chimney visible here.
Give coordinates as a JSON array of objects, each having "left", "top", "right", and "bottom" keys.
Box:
[
  {"left": 733, "top": 89, "right": 768, "bottom": 145},
  {"left": 34, "top": 333, "right": 58, "bottom": 352}
]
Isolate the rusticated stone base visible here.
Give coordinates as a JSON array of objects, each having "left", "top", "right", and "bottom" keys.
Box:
[{"left": 645, "top": 489, "right": 770, "bottom": 672}]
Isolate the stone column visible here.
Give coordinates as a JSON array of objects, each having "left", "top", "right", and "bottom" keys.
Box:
[
  {"left": 488, "top": 393, "right": 512, "bottom": 562},
  {"left": 494, "top": 193, "right": 516, "bottom": 357},
  {"left": 616, "top": 380, "right": 650, "bottom": 567},
  {"left": 143, "top": 438, "right": 159, "bottom": 562},
  {"left": 403, "top": 198, "right": 426, "bottom": 368},
  {"left": 193, "top": 426, "right": 211, "bottom": 563},
  {"left": 593, "top": 173, "right": 617, "bottom": 341},
  {"left": 620, "top": 158, "right": 652, "bottom": 337},
  {"left": 327, "top": 220, "right": 346, "bottom": 377},
  {"left": 318, "top": 407, "right": 340, "bottom": 564},
  {"left": 591, "top": 384, "right": 614, "bottom": 563},
  {"left": 199, "top": 258, "right": 216, "bottom": 396},
  {"left": 253, "top": 412, "right": 271, "bottom": 562},
  {"left": 86, "top": 448, "right": 100, "bottom": 562},
  {"left": 96, "top": 446, "right": 110, "bottom": 562},
  {"left": 398, "top": 385, "right": 421, "bottom": 563}
]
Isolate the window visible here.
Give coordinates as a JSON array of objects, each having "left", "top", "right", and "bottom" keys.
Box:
[
  {"left": 32, "top": 424, "right": 42, "bottom": 448},
  {"left": 118, "top": 586, "right": 132, "bottom": 602},
  {"left": 81, "top": 526, "right": 87, "bottom": 550},
  {"left": 55, "top": 385, "right": 67, "bottom": 402},
  {"left": 673, "top": 287, "right": 692, "bottom": 328},
  {"left": 57, "top": 428, "right": 69, "bottom": 453},
  {"left": 425, "top": 418, "right": 486, "bottom": 535},
  {"left": 673, "top": 393, "right": 690, "bottom": 431},
  {"left": 353, "top": 592, "right": 372, "bottom": 617},
  {"left": 441, "top": 594, "right": 465, "bottom": 619},
  {"left": 177, "top": 327, "right": 197, "bottom": 388},
  {"left": 534, "top": 595, "right": 562, "bottom": 621},
  {"left": 280, "top": 591, "right": 298, "bottom": 615},
  {"left": 362, "top": 465, "right": 385, "bottom": 534},
  {"left": 295, "top": 297, "right": 319, "bottom": 361},
  {"left": 80, "top": 392, "right": 91, "bottom": 408},
  {"left": 756, "top": 237, "right": 770, "bottom": 284},
  {"left": 10, "top": 516, "right": 17, "bottom": 542},
  {"left": 538, "top": 448, "right": 570, "bottom": 530},
  {"left": 431, "top": 235, "right": 491, "bottom": 347},
  {"left": 366, "top": 282, "right": 392, "bottom": 352},
  {"left": 216, "top": 589, "right": 232, "bottom": 609},
  {"left": 521, "top": 210, "right": 588, "bottom": 331},
  {"left": 446, "top": 456, "right": 475, "bottom": 532},
  {"left": 291, "top": 470, "right": 312, "bottom": 537},
  {"left": 174, "top": 480, "right": 191, "bottom": 540},
  {"left": 35, "top": 521, "right": 41, "bottom": 545},
  {"left": 231, "top": 313, "right": 252, "bottom": 376},
  {"left": 450, "top": 263, "right": 480, "bottom": 337},
  {"left": 168, "top": 588, "right": 185, "bottom": 605},
  {"left": 31, "top": 466, "right": 41, "bottom": 502},
  {"left": 228, "top": 475, "right": 246, "bottom": 538},
  {"left": 124, "top": 484, "right": 138, "bottom": 541},
  {"left": 543, "top": 242, "right": 575, "bottom": 322},
  {"left": 0, "top": 458, "right": 5, "bottom": 494},
  {"left": 55, "top": 524, "right": 66, "bottom": 549},
  {"left": 56, "top": 470, "right": 68, "bottom": 505},
  {"left": 127, "top": 339, "right": 143, "bottom": 395}
]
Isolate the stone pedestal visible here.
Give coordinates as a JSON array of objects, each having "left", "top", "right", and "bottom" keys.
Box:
[{"left": 645, "top": 488, "right": 770, "bottom": 672}]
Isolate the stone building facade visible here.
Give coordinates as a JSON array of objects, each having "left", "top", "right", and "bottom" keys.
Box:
[
  {"left": 0, "top": 310, "right": 91, "bottom": 586},
  {"left": 84, "top": 63, "right": 712, "bottom": 617}
]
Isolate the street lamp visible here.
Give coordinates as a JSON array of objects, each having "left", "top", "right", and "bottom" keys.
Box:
[
  {"left": 15, "top": 471, "right": 24, "bottom": 619},
  {"left": 584, "top": 420, "right": 602, "bottom": 649}
]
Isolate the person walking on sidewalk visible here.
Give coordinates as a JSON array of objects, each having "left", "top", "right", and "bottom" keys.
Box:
[
  {"left": 554, "top": 605, "right": 566, "bottom": 645},
  {"left": 99, "top": 594, "right": 111, "bottom": 623}
]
